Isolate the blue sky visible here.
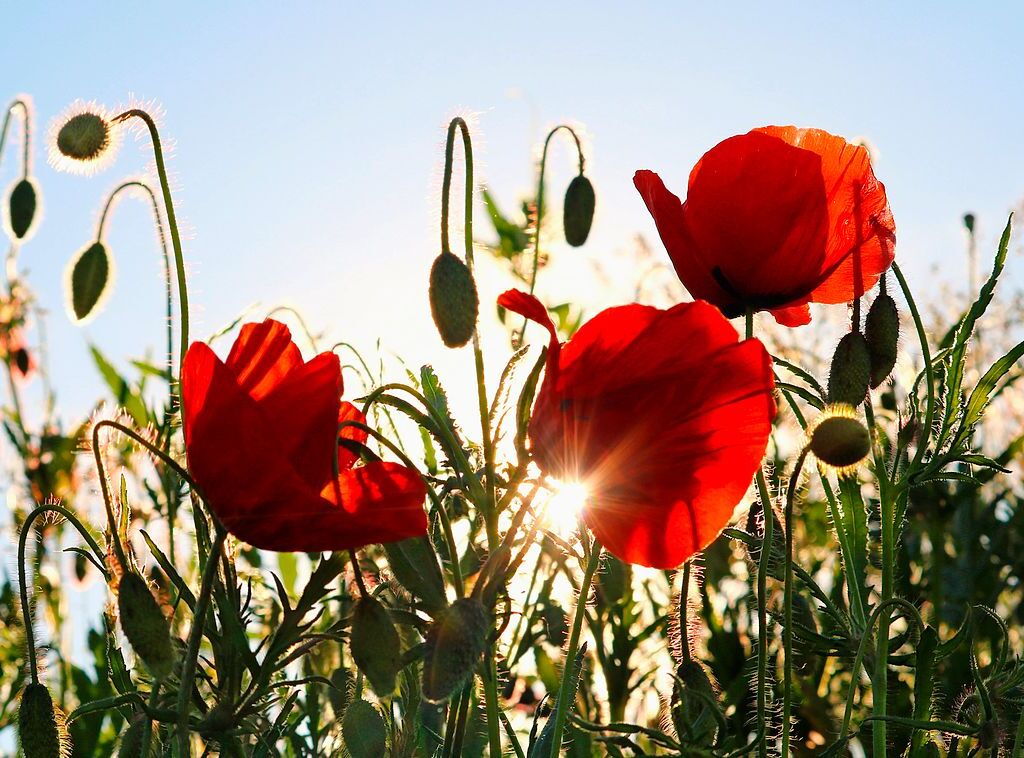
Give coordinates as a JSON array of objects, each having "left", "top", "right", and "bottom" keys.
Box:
[{"left": 2, "top": 3, "right": 1023, "bottom": 421}]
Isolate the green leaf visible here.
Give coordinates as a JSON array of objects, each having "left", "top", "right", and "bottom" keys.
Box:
[
  {"left": 68, "top": 241, "right": 112, "bottom": 322},
  {"left": 958, "top": 339, "right": 1024, "bottom": 446},
  {"left": 90, "top": 345, "right": 148, "bottom": 426},
  {"left": 384, "top": 536, "right": 448, "bottom": 613}
]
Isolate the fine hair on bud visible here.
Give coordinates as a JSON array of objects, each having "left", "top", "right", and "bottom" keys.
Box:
[
  {"left": 422, "top": 597, "right": 491, "bottom": 703},
  {"left": 807, "top": 405, "right": 871, "bottom": 476},
  {"left": 827, "top": 331, "right": 871, "bottom": 406},
  {"left": 429, "top": 250, "right": 479, "bottom": 348},
  {"left": 563, "top": 173, "right": 595, "bottom": 247},
  {"left": 48, "top": 102, "right": 121, "bottom": 176},
  {"left": 865, "top": 293, "right": 899, "bottom": 388},
  {"left": 5, "top": 177, "right": 41, "bottom": 241},
  {"left": 18, "top": 682, "right": 71, "bottom": 758},
  {"left": 117, "top": 571, "right": 175, "bottom": 679}
]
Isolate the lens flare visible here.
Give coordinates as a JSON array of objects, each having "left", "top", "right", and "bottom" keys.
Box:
[{"left": 544, "top": 479, "right": 589, "bottom": 535}]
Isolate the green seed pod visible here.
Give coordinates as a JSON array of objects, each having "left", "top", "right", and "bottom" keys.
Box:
[
  {"left": 422, "top": 597, "right": 491, "bottom": 703},
  {"left": 809, "top": 412, "right": 870, "bottom": 473},
  {"left": 428, "top": 251, "right": 478, "bottom": 348},
  {"left": 118, "top": 572, "right": 175, "bottom": 679},
  {"left": 117, "top": 714, "right": 157, "bottom": 758},
  {"left": 7, "top": 178, "right": 39, "bottom": 240},
  {"left": 865, "top": 293, "right": 899, "bottom": 388},
  {"left": 827, "top": 331, "right": 871, "bottom": 406},
  {"left": 57, "top": 112, "right": 111, "bottom": 162},
  {"left": 343, "top": 700, "right": 387, "bottom": 758},
  {"left": 350, "top": 596, "right": 402, "bottom": 697},
  {"left": 67, "top": 241, "right": 112, "bottom": 322},
  {"left": 18, "top": 683, "right": 70, "bottom": 758},
  {"left": 563, "top": 174, "right": 595, "bottom": 247}
]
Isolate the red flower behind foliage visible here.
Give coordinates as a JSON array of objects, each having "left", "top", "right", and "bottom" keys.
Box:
[
  {"left": 500, "top": 290, "right": 776, "bottom": 569},
  {"left": 181, "top": 319, "right": 427, "bottom": 552},
  {"left": 635, "top": 126, "right": 895, "bottom": 327}
]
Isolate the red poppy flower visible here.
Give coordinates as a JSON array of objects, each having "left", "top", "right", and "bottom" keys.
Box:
[
  {"left": 635, "top": 126, "right": 896, "bottom": 327},
  {"left": 499, "top": 290, "right": 776, "bottom": 568},
  {"left": 181, "top": 319, "right": 427, "bottom": 552}
]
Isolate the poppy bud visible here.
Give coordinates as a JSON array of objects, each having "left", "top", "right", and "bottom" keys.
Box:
[
  {"left": 808, "top": 409, "right": 870, "bottom": 474},
  {"left": 428, "top": 251, "right": 478, "bottom": 348},
  {"left": 18, "top": 683, "right": 70, "bottom": 758},
  {"left": 350, "top": 596, "right": 402, "bottom": 697},
  {"left": 563, "top": 174, "right": 595, "bottom": 247},
  {"left": 672, "top": 661, "right": 722, "bottom": 746},
  {"left": 342, "top": 699, "right": 387, "bottom": 758},
  {"left": 422, "top": 597, "right": 491, "bottom": 703},
  {"left": 328, "top": 667, "right": 351, "bottom": 715},
  {"left": 6, "top": 178, "right": 39, "bottom": 240},
  {"left": 57, "top": 112, "right": 112, "bottom": 162},
  {"left": 864, "top": 293, "right": 899, "bottom": 388},
  {"left": 963, "top": 213, "right": 975, "bottom": 233},
  {"left": 118, "top": 714, "right": 157, "bottom": 757},
  {"left": 827, "top": 331, "right": 871, "bottom": 406},
  {"left": 67, "top": 241, "right": 111, "bottom": 322},
  {"left": 117, "top": 572, "right": 175, "bottom": 679}
]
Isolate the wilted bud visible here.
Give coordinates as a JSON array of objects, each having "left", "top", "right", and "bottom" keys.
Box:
[
  {"left": 350, "top": 596, "right": 402, "bottom": 697},
  {"left": 66, "top": 241, "right": 111, "bottom": 322},
  {"left": 422, "top": 597, "right": 491, "bottom": 703},
  {"left": 827, "top": 331, "right": 871, "bottom": 406},
  {"left": 563, "top": 174, "right": 595, "bottom": 247},
  {"left": 6, "top": 178, "right": 39, "bottom": 240},
  {"left": 118, "top": 572, "right": 175, "bottom": 679},
  {"left": 865, "top": 294, "right": 899, "bottom": 388},
  {"left": 428, "top": 251, "right": 478, "bottom": 348},
  {"left": 117, "top": 714, "right": 157, "bottom": 757},
  {"left": 18, "top": 683, "right": 70, "bottom": 758},
  {"left": 342, "top": 700, "right": 387, "bottom": 758},
  {"left": 808, "top": 408, "right": 871, "bottom": 475}
]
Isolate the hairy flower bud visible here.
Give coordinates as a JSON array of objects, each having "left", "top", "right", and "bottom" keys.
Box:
[
  {"left": 422, "top": 597, "right": 491, "bottom": 703},
  {"left": 6, "top": 178, "right": 39, "bottom": 240},
  {"left": 350, "top": 596, "right": 402, "bottom": 697},
  {"left": 808, "top": 408, "right": 871, "bottom": 475},
  {"left": 342, "top": 700, "right": 387, "bottom": 758},
  {"left": 66, "top": 241, "right": 112, "bottom": 322},
  {"left": 429, "top": 251, "right": 478, "bottom": 348},
  {"left": 118, "top": 572, "right": 175, "bottom": 679},
  {"left": 18, "top": 683, "right": 70, "bottom": 758},
  {"left": 865, "top": 293, "right": 899, "bottom": 388},
  {"left": 563, "top": 174, "right": 595, "bottom": 247},
  {"left": 57, "top": 113, "right": 110, "bottom": 162},
  {"left": 827, "top": 331, "right": 871, "bottom": 406},
  {"left": 117, "top": 714, "right": 156, "bottom": 757}
]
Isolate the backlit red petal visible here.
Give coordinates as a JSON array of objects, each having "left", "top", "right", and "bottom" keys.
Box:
[{"left": 225, "top": 319, "right": 304, "bottom": 401}]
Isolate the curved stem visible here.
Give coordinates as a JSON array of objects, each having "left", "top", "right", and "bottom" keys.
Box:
[
  {"left": 517, "top": 124, "right": 586, "bottom": 345},
  {"left": 112, "top": 110, "right": 190, "bottom": 398},
  {"left": 95, "top": 180, "right": 175, "bottom": 383},
  {"left": 679, "top": 561, "right": 692, "bottom": 664},
  {"left": 0, "top": 99, "right": 31, "bottom": 179},
  {"left": 175, "top": 525, "right": 227, "bottom": 754},
  {"left": 781, "top": 449, "right": 808, "bottom": 757},
  {"left": 549, "top": 531, "right": 602, "bottom": 757},
  {"left": 19, "top": 503, "right": 108, "bottom": 683}
]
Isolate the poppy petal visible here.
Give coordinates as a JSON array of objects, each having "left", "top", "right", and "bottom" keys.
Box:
[
  {"left": 338, "top": 401, "right": 368, "bottom": 472},
  {"left": 498, "top": 290, "right": 560, "bottom": 357},
  {"left": 225, "top": 319, "right": 304, "bottom": 401}
]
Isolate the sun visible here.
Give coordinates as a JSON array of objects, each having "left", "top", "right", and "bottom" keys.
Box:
[{"left": 544, "top": 479, "right": 589, "bottom": 535}]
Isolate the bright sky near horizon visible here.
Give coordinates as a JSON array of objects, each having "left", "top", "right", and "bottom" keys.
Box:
[{"left": 2, "top": 3, "right": 1024, "bottom": 425}]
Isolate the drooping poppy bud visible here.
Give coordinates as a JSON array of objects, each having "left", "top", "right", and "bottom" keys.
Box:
[
  {"left": 672, "top": 661, "right": 723, "bottom": 746},
  {"left": 6, "top": 178, "right": 39, "bottom": 240},
  {"left": 350, "top": 596, "right": 402, "bottom": 697},
  {"left": 963, "top": 213, "right": 976, "bottom": 233},
  {"left": 563, "top": 173, "right": 595, "bottom": 247},
  {"left": 117, "top": 572, "right": 175, "bottom": 679},
  {"left": 428, "top": 250, "right": 479, "bottom": 348},
  {"left": 66, "top": 241, "right": 111, "bottom": 322},
  {"left": 422, "top": 597, "right": 491, "bottom": 703},
  {"left": 827, "top": 331, "right": 871, "bottom": 406},
  {"left": 50, "top": 104, "right": 120, "bottom": 175},
  {"left": 807, "top": 406, "right": 871, "bottom": 476},
  {"left": 18, "top": 683, "right": 70, "bottom": 758},
  {"left": 865, "top": 293, "right": 899, "bottom": 388},
  {"left": 342, "top": 700, "right": 387, "bottom": 758}
]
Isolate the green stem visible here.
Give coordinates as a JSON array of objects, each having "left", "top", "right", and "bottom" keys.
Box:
[
  {"left": 747, "top": 308, "right": 772, "bottom": 758},
  {"left": 175, "top": 525, "right": 227, "bottom": 754},
  {"left": 19, "top": 503, "right": 109, "bottom": 683},
  {"left": 484, "top": 652, "right": 502, "bottom": 756},
  {"left": 95, "top": 180, "right": 175, "bottom": 384},
  {"left": 679, "top": 561, "right": 692, "bottom": 664},
  {"left": 549, "top": 532, "right": 602, "bottom": 757},
  {"left": 0, "top": 99, "right": 31, "bottom": 179},
  {"left": 112, "top": 110, "right": 190, "bottom": 399},
  {"left": 517, "top": 124, "right": 585, "bottom": 345},
  {"left": 781, "top": 449, "right": 808, "bottom": 757}
]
